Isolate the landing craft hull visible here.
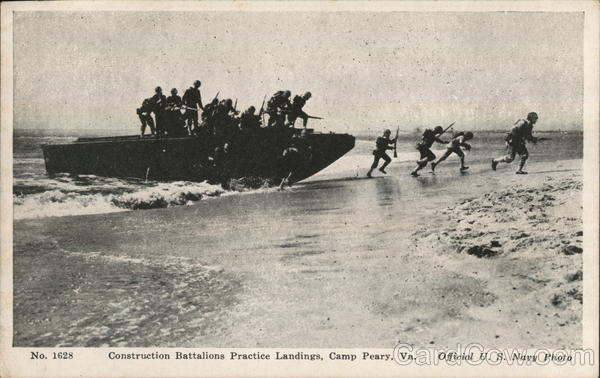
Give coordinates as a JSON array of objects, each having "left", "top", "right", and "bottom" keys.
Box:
[{"left": 41, "top": 128, "right": 355, "bottom": 184}]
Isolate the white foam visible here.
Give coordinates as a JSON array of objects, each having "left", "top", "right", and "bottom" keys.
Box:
[
  {"left": 13, "top": 191, "right": 126, "bottom": 220},
  {"left": 14, "top": 180, "right": 226, "bottom": 220}
]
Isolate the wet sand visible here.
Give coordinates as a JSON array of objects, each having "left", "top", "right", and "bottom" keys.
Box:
[{"left": 13, "top": 159, "right": 582, "bottom": 348}]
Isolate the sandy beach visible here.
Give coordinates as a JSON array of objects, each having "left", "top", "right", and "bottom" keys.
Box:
[{"left": 13, "top": 157, "right": 582, "bottom": 348}]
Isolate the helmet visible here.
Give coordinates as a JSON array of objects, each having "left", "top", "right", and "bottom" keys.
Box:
[
  {"left": 527, "top": 112, "right": 538, "bottom": 121},
  {"left": 247, "top": 106, "right": 256, "bottom": 113},
  {"left": 303, "top": 91, "right": 312, "bottom": 99},
  {"left": 383, "top": 129, "right": 391, "bottom": 136},
  {"left": 225, "top": 99, "right": 233, "bottom": 106},
  {"left": 434, "top": 126, "right": 443, "bottom": 134},
  {"left": 155, "top": 86, "right": 162, "bottom": 93},
  {"left": 194, "top": 80, "right": 201, "bottom": 88},
  {"left": 171, "top": 88, "right": 178, "bottom": 95},
  {"left": 464, "top": 131, "right": 474, "bottom": 139},
  {"left": 283, "top": 90, "right": 291, "bottom": 98}
]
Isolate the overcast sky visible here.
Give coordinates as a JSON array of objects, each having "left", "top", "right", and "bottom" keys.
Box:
[{"left": 13, "top": 11, "right": 583, "bottom": 134}]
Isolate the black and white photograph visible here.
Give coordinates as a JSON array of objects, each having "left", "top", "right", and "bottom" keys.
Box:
[{"left": 1, "top": 1, "right": 598, "bottom": 377}]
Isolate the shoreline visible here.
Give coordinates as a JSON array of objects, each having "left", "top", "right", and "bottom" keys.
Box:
[{"left": 13, "top": 159, "right": 582, "bottom": 347}]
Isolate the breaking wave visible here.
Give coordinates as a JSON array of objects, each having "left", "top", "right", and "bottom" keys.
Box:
[
  {"left": 109, "top": 181, "right": 225, "bottom": 210},
  {"left": 13, "top": 178, "right": 227, "bottom": 220}
]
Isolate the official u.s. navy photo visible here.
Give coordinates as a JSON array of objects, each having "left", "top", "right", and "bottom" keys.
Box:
[{"left": 3, "top": 3, "right": 598, "bottom": 376}]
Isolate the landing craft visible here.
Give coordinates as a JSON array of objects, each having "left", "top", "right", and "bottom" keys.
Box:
[{"left": 41, "top": 127, "right": 355, "bottom": 185}]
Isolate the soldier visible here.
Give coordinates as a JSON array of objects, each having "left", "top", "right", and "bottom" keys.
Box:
[
  {"left": 209, "top": 143, "right": 232, "bottom": 185},
  {"left": 410, "top": 126, "right": 448, "bottom": 176},
  {"left": 266, "top": 90, "right": 291, "bottom": 128},
  {"left": 165, "top": 88, "right": 185, "bottom": 136},
  {"left": 214, "top": 99, "right": 238, "bottom": 137},
  {"left": 166, "top": 88, "right": 182, "bottom": 109},
  {"left": 492, "top": 112, "right": 539, "bottom": 174},
  {"left": 222, "top": 98, "right": 238, "bottom": 117},
  {"left": 182, "top": 80, "right": 204, "bottom": 134},
  {"left": 240, "top": 106, "right": 261, "bottom": 130},
  {"left": 136, "top": 98, "right": 155, "bottom": 137},
  {"left": 431, "top": 131, "right": 474, "bottom": 172},
  {"left": 151, "top": 86, "right": 167, "bottom": 136},
  {"left": 279, "top": 129, "right": 312, "bottom": 189},
  {"left": 200, "top": 98, "right": 219, "bottom": 135},
  {"left": 286, "top": 91, "right": 312, "bottom": 128},
  {"left": 366, "top": 129, "right": 397, "bottom": 178}
]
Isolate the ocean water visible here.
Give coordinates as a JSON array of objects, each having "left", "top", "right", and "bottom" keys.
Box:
[
  {"left": 12, "top": 131, "right": 582, "bottom": 220},
  {"left": 12, "top": 131, "right": 583, "bottom": 347}
]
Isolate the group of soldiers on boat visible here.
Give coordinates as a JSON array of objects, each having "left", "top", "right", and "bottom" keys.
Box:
[{"left": 136, "top": 80, "right": 320, "bottom": 139}]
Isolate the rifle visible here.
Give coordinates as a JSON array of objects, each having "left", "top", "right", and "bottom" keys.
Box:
[
  {"left": 258, "top": 95, "right": 267, "bottom": 116},
  {"left": 306, "top": 115, "right": 323, "bottom": 120},
  {"left": 439, "top": 122, "right": 455, "bottom": 136},
  {"left": 536, "top": 137, "right": 552, "bottom": 142},
  {"left": 234, "top": 98, "right": 238, "bottom": 112},
  {"left": 258, "top": 94, "right": 267, "bottom": 127},
  {"left": 393, "top": 126, "right": 399, "bottom": 158},
  {"left": 213, "top": 91, "right": 220, "bottom": 101}
]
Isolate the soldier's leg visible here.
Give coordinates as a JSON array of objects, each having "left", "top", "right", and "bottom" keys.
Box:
[
  {"left": 279, "top": 150, "right": 297, "bottom": 189},
  {"left": 154, "top": 113, "right": 162, "bottom": 136},
  {"left": 413, "top": 149, "right": 432, "bottom": 174},
  {"left": 279, "top": 170, "right": 294, "bottom": 189},
  {"left": 191, "top": 110, "right": 198, "bottom": 135},
  {"left": 427, "top": 151, "right": 437, "bottom": 170},
  {"left": 183, "top": 112, "right": 190, "bottom": 133},
  {"left": 492, "top": 145, "right": 516, "bottom": 170},
  {"left": 495, "top": 147, "right": 517, "bottom": 164},
  {"left": 379, "top": 153, "right": 392, "bottom": 173},
  {"left": 517, "top": 146, "right": 529, "bottom": 173},
  {"left": 183, "top": 111, "right": 191, "bottom": 134},
  {"left": 367, "top": 154, "right": 381, "bottom": 177},
  {"left": 412, "top": 160, "right": 426, "bottom": 174},
  {"left": 147, "top": 116, "right": 155, "bottom": 135},
  {"left": 371, "top": 154, "right": 381, "bottom": 169},
  {"left": 138, "top": 114, "right": 147, "bottom": 135},
  {"left": 456, "top": 148, "right": 468, "bottom": 170},
  {"left": 300, "top": 112, "right": 309, "bottom": 128}
]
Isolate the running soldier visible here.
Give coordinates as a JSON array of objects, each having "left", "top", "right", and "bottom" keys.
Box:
[
  {"left": 410, "top": 126, "right": 448, "bottom": 176},
  {"left": 266, "top": 90, "right": 291, "bottom": 128},
  {"left": 151, "top": 86, "right": 167, "bottom": 136},
  {"left": 431, "top": 131, "right": 474, "bottom": 172},
  {"left": 279, "top": 130, "right": 312, "bottom": 189},
  {"left": 491, "top": 112, "right": 539, "bottom": 174},
  {"left": 286, "top": 92, "right": 312, "bottom": 128},
  {"left": 367, "top": 129, "right": 397, "bottom": 178},
  {"left": 182, "top": 80, "right": 204, "bottom": 134},
  {"left": 136, "top": 98, "right": 155, "bottom": 136}
]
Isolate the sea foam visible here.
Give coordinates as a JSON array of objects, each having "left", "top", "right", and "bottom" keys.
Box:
[{"left": 14, "top": 180, "right": 226, "bottom": 220}]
